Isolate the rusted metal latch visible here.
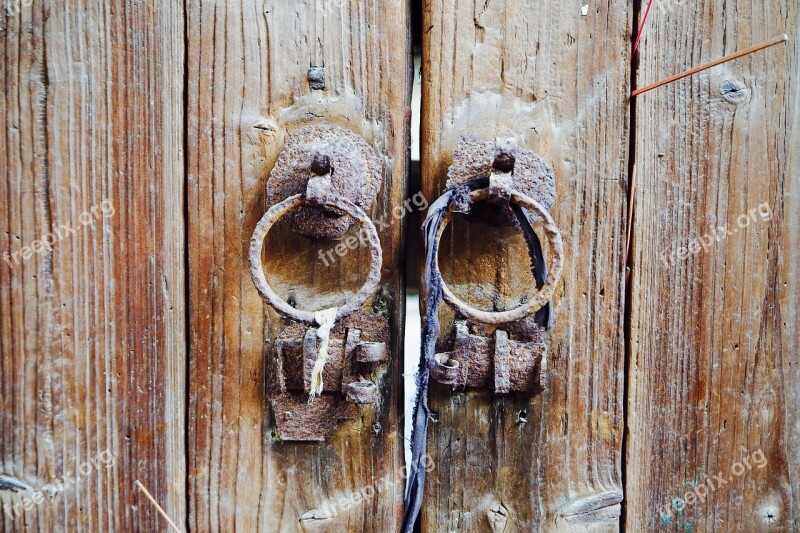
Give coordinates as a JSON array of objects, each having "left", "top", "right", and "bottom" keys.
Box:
[
  {"left": 249, "top": 123, "right": 388, "bottom": 441},
  {"left": 429, "top": 136, "right": 564, "bottom": 394},
  {"left": 432, "top": 321, "right": 547, "bottom": 394},
  {"left": 274, "top": 320, "right": 388, "bottom": 403}
]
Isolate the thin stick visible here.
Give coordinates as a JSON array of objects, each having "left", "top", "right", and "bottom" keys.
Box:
[
  {"left": 134, "top": 480, "right": 182, "bottom": 533},
  {"left": 624, "top": 164, "right": 637, "bottom": 271},
  {"left": 631, "top": 0, "right": 654, "bottom": 58},
  {"left": 631, "top": 34, "right": 788, "bottom": 97}
]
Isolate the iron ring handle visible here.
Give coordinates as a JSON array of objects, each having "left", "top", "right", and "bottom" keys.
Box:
[
  {"left": 433, "top": 187, "right": 564, "bottom": 325},
  {"left": 249, "top": 193, "right": 382, "bottom": 324}
]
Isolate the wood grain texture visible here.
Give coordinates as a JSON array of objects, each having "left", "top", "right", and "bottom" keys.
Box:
[
  {"left": 186, "top": 1, "right": 410, "bottom": 531},
  {"left": 420, "top": 0, "right": 630, "bottom": 530},
  {"left": 627, "top": 2, "right": 800, "bottom": 531},
  {"left": 0, "top": 1, "right": 186, "bottom": 532}
]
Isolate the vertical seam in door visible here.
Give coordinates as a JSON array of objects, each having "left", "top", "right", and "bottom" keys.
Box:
[
  {"left": 182, "top": 0, "right": 191, "bottom": 531},
  {"left": 621, "top": 0, "right": 642, "bottom": 531}
]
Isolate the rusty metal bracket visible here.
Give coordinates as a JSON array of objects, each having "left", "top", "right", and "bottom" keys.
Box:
[
  {"left": 487, "top": 138, "right": 516, "bottom": 205},
  {"left": 265, "top": 124, "right": 383, "bottom": 239},
  {"left": 447, "top": 135, "right": 556, "bottom": 227},
  {"left": 431, "top": 321, "right": 547, "bottom": 394},
  {"left": 268, "top": 310, "right": 390, "bottom": 441}
]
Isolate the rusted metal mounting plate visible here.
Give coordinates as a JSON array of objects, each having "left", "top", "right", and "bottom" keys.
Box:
[
  {"left": 268, "top": 310, "right": 390, "bottom": 441},
  {"left": 446, "top": 135, "right": 556, "bottom": 227},
  {"left": 274, "top": 328, "right": 388, "bottom": 396},
  {"left": 432, "top": 320, "right": 547, "bottom": 394},
  {"left": 265, "top": 124, "right": 383, "bottom": 239},
  {"left": 270, "top": 396, "right": 357, "bottom": 443}
]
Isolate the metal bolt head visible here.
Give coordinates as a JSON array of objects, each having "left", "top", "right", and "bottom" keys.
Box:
[
  {"left": 308, "top": 66, "right": 325, "bottom": 90},
  {"left": 310, "top": 153, "right": 332, "bottom": 176},
  {"left": 493, "top": 150, "right": 516, "bottom": 173}
]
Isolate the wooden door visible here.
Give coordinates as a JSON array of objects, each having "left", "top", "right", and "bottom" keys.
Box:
[
  {"left": 1, "top": 1, "right": 411, "bottom": 532},
  {"left": 418, "top": 1, "right": 630, "bottom": 530},
  {"left": 626, "top": 1, "right": 800, "bottom": 531},
  {"left": 1, "top": 1, "right": 187, "bottom": 531},
  {"left": 2, "top": 1, "right": 799, "bottom": 532},
  {"left": 186, "top": 1, "right": 410, "bottom": 532}
]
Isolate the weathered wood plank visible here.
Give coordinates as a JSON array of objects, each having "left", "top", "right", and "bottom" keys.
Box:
[
  {"left": 0, "top": 1, "right": 186, "bottom": 531},
  {"left": 627, "top": 2, "right": 799, "bottom": 531},
  {"left": 419, "top": 0, "right": 630, "bottom": 530},
  {"left": 186, "top": 1, "right": 410, "bottom": 531}
]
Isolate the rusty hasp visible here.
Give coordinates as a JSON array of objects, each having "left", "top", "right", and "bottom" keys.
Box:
[
  {"left": 268, "top": 310, "right": 390, "bottom": 441},
  {"left": 431, "top": 320, "right": 547, "bottom": 394},
  {"left": 273, "top": 323, "right": 387, "bottom": 399}
]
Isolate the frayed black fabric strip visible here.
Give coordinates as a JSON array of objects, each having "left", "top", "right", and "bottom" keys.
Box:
[
  {"left": 512, "top": 204, "right": 551, "bottom": 330},
  {"left": 400, "top": 186, "right": 453, "bottom": 533},
  {"left": 401, "top": 180, "right": 551, "bottom": 532}
]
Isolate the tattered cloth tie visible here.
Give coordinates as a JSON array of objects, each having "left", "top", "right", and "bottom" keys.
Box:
[
  {"left": 401, "top": 179, "right": 551, "bottom": 532},
  {"left": 308, "top": 307, "right": 338, "bottom": 401}
]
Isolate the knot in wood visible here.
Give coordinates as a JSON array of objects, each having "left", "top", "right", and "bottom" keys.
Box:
[{"left": 719, "top": 79, "right": 750, "bottom": 104}]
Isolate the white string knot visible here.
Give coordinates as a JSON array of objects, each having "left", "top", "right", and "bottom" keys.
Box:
[{"left": 308, "top": 307, "right": 338, "bottom": 402}]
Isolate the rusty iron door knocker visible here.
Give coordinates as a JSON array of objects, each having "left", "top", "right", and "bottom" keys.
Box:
[
  {"left": 428, "top": 181, "right": 564, "bottom": 394},
  {"left": 249, "top": 192, "right": 383, "bottom": 324},
  {"left": 403, "top": 136, "right": 565, "bottom": 532},
  {"left": 432, "top": 187, "right": 563, "bottom": 325},
  {"left": 249, "top": 123, "right": 390, "bottom": 442},
  {"left": 427, "top": 136, "right": 564, "bottom": 396}
]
